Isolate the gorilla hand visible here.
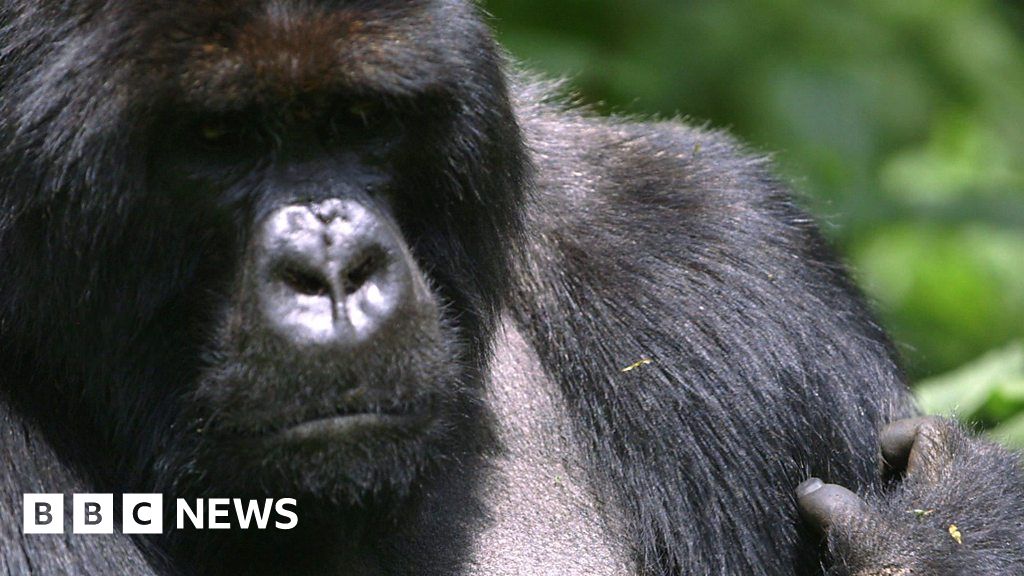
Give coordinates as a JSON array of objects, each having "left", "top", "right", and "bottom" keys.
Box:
[{"left": 797, "top": 417, "right": 1024, "bottom": 576}]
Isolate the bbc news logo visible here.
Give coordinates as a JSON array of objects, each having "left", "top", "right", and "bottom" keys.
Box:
[{"left": 23, "top": 494, "right": 298, "bottom": 534}]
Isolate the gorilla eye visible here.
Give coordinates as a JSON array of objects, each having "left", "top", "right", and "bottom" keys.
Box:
[
  {"left": 194, "top": 113, "right": 256, "bottom": 151},
  {"left": 200, "top": 120, "right": 232, "bottom": 143},
  {"left": 323, "top": 99, "right": 393, "bottom": 146},
  {"left": 347, "top": 101, "right": 381, "bottom": 128}
]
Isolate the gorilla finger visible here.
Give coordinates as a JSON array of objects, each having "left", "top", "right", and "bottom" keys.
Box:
[
  {"left": 796, "top": 478, "right": 870, "bottom": 534},
  {"left": 905, "top": 418, "right": 955, "bottom": 480},
  {"left": 880, "top": 417, "right": 935, "bottom": 474},
  {"left": 881, "top": 417, "right": 953, "bottom": 479}
]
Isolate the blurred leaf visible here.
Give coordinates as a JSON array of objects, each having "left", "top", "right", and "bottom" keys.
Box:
[
  {"left": 916, "top": 341, "right": 1024, "bottom": 418},
  {"left": 852, "top": 226, "right": 1024, "bottom": 377},
  {"left": 881, "top": 111, "right": 1021, "bottom": 204},
  {"left": 988, "top": 412, "right": 1024, "bottom": 448}
]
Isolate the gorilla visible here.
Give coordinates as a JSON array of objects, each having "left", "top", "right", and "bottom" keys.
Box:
[{"left": 1, "top": 1, "right": 1022, "bottom": 575}]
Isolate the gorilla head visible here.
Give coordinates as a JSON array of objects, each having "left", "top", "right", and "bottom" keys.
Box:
[{"left": 0, "top": 0, "right": 523, "bottom": 514}]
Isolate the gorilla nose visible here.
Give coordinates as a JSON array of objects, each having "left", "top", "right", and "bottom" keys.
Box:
[{"left": 254, "top": 199, "right": 416, "bottom": 346}]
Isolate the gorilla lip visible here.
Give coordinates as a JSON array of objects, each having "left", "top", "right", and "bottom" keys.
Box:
[{"left": 276, "top": 412, "right": 424, "bottom": 441}]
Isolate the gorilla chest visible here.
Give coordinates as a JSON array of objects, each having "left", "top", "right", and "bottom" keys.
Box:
[{"left": 463, "top": 318, "right": 634, "bottom": 576}]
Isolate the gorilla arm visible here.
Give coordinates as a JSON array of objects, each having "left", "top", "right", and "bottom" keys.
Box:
[
  {"left": 0, "top": 401, "right": 159, "bottom": 575},
  {"left": 798, "top": 417, "right": 1024, "bottom": 575}
]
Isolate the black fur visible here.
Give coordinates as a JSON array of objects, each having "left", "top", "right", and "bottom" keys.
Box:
[
  {"left": 0, "top": 1, "right": 1020, "bottom": 575},
  {"left": 0, "top": 402, "right": 167, "bottom": 575},
  {"left": 508, "top": 87, "right": 914, "bottom": 574}
]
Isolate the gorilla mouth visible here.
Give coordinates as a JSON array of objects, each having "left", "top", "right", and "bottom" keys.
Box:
[
  {"left": 278, "top": 411, "right": 427, "bottom": 441},
  {"left": 263, "top": 398, "right": 436, "bottom": 444}
]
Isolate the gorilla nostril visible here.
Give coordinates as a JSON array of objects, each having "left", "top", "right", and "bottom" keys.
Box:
[
  {"left": 278, "top": 265, "right": 332, "bottom": 298},
  {"left": 343, "top": 249, "right": 386, "bottom": 296}
]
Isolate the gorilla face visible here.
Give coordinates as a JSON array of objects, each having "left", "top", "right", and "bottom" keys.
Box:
[
  {"left": 0, "top": 0, "right": 524, "bottom": 510},
  {"left": 140, "top": 3, "right": 527, "bottom": 504},
  {"left": 144, "top": 86, "right": 473, "bottom": 504}
]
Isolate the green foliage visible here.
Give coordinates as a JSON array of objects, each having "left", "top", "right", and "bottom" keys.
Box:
[
  {"left": 917, "top": 342, "right": 1024, "bottom": 446},
  {"left": 485, "top": 0, "right": 1024, "bottom": 431}
]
